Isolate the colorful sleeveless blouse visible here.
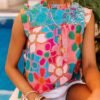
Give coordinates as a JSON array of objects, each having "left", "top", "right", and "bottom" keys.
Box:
[{"left": 20, "top": 1, "right": 92, "bottom": 94}]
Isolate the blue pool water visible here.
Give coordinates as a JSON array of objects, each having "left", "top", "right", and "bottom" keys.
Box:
[
  {"left": 0, "top": 94, "right": 11, "bottom": 100},
  {"left": 0, "top": 19, "right": 24, "bottom": 92}
]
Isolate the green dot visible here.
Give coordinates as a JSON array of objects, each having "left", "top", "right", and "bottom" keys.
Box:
[
  {"left": 69, "top": 31, "right": 75, "bottom": 39},
  {"left": 31, "top": 8, "right": 38, "bottom": 14},
  {"left": 44, "top": 52, "right": 49, "bottom": 58},
  {"left": 66, "top": 9, "right": 70, "bottom": 12},
  {"left": 76, "top": 25, "right": 82, "bottom": 33},
  {"left": 23, "top": 6, "right": 28, "bottom": 10},
  {"left": 72, "top": 43, "right": 78, "bottom": 51},
  {"left": 18, "top": 91, "right": 22, "bottom": 98},
  {"left": 43, "top": 2, "right": 48, "bottom": 6},
  {"left": 28, "top": 73, "right": 33, "bottom": 82},
  {"left": 21, "top": 14, "right": 28, "bottom": 23},
  {"left": 79, "top": 43, "right": 82, "bottom": 50}
]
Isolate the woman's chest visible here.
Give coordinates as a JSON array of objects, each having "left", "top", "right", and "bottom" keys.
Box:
[{"left": 25, "top": 23, "right": 83, "bottom": 64}]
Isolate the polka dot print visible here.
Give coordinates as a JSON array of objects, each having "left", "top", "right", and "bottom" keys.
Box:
[
  {"left": 20, "top": 0, "right": 86, "bottom": 94},
  {"left": 46, "top": 32, "right": 53, "bottom": 38},
  {"left": 45, "top": 43, "right": 51, "bottom": 50},
  {"left": 76, "top": 25, "right": 82, "bottom": 33},
  {"left": 37, "top": 50, "right": 43, "bottom": 56},
  {"left": 44, "top": 52, "right": 50, "bottom": 58},
  {"left": 21, "top": 14, "right": 28, "bottom": 23},
  {"left": 32, "top": 62, "right": 38, "bottom": 68},
  {"left": 28, "top": 73, "right": 34, "bottom": 82},
  {"left": 26, "top": 60, "right": 30, "bottom": 70},
  {"left": 72, "top": 43, "right": 78, "bottom": 51},
  {"left": 69, "top": 31, "right": 75, "bottom": 39}
]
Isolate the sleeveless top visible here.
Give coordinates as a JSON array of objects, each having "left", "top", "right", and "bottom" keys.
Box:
[{"left": 20, "top": 1, "right": 92, "bottom": 94}]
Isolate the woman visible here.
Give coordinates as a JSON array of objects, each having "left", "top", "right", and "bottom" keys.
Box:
[{"left": 5, "top": 0, "right": 100, "bottom": 100}]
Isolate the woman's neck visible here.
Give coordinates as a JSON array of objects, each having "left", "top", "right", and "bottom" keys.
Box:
[
  {"left": 41, "top": 0, "right": 72, "bottom": 9},
  {"left": 46, "top": 0, "right": 72, "bottom": 4}
]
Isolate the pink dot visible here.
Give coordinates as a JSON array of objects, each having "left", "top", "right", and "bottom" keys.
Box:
[
  {"left": 51, "top": 51, "right": 56, "bottom": 56},
  {"left": 40, "top": 58, "right": 46, "bottom": 65},
  {"left": 71, "top": 25, "right": 75, "bottom": 30},
  {"left": 48, "top": 58, "right": 52, "bottom": 63},
  {"left": 48, "top": 39, "right": 55, "bottom": 47},
  {"left": 52, "top": 57, "right": 56, "bottom": 63},
  {"left": 45, "top": 44, "right": 50, "bottom": 50},
  {"left": 37, "top": 50, "right": 43, "bottom": 56}
]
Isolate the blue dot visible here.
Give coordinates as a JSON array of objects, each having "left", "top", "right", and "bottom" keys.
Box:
[
  {"left": 44, "top": 71, "right": 50, "bottom": 78},
  {"left": 35, "top": 12, "right": 47, "bottom": 24},
  {"left": 32, "top": 62, "right": 38, "bottom": 68},
  {"left": 68, "top": 63, "right": 75, "bottom": 73},
  {"left": 28, "top": 73, "right": 34, "bottom": 82},
  {"left": 34, "top": 54, "right": 41, "bottom": 62},
  {"left": 76, "top": 49, "right": 81, "bottom": 59},
  {"left": 44, "top": 61, "right": 49, "bottom": 70},
  {"left": 55, "top": 10, "right": 64, "bottom": 18},
  {"left": 50, "top": 9, "right": 56, "bottom": 15},
  {"left": 27, "top": 53, "right": 30, "bottom": 59},
  {"left": 31, "top": 64, "right": 39, "bottom": 73},
  {"left": 54, "top": 36, "right": 58, "bottom": 43},
  {"left": 46, "top": 32, "right": 53, "bottom": 38},
  {"left": 26, "top": 60, "right": 30, "bottom": 70},
  {"left": 54, "top": 16, "right": 62, "bottom": 24},
  {"left": 48, "top": 25, "right": 56, "bottom": 31},
  {"left": 46, "top": 18, "right": 54, "bottom": 24},
  {"left": 31, "top": 54, "right": 34, "bottom": 60},
  {"left": 41, "top": 27, "right": 49, "bottom": 33},
  {"left": 55, "top": 81, "right": 60, "bottom": 87},
  {"left": 58, "top": 29, "right": 61, "bottom": 35}
]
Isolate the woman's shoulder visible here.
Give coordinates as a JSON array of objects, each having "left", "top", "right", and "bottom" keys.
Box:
[
  {"left": 72, "top": 2, "right": 93, "bottom": 26},
  {"left": 83, "top": 7, "right": 93, "bottom": 27},
  {"left": 83, "top": 7, "right": 92, "bottom": 16}
]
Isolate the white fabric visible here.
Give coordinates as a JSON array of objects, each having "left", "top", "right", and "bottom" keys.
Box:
[
  {"left": 84, "top": 7, "right": 92, "bottom": 27},
  {"left": 10, "top": 80, "right": 84, "bottom": 100}
]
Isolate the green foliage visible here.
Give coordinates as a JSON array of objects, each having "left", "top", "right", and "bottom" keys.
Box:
[{"left": 75, "top": 0, "right": 100, "bottom": 22}]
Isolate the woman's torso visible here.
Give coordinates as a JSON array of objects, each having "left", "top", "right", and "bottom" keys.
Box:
[{"left": 21, "top": 1, "right": 92, "bottom": 94}]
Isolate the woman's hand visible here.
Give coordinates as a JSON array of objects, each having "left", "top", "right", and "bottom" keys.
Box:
[
  {"left": 27, "top": 92, "right": 37, "bottom": 100},
  {"left": 27, "top": 92, "right": 46, "bottom": 100},
  {"left": 87, "top": 89, "right": 100, "bottom": 100}
]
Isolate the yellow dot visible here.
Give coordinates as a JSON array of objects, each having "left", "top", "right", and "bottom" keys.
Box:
[{"left": 56, "top": 68, "right": 63, "bottom": 76}]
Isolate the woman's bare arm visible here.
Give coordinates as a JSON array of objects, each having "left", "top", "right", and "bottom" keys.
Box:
[
  {"left": 5, "top": 14, "right": 38, "bottom": 100},
  {"left": 82, "top": 12, "right": 100, "bottom": 91}
]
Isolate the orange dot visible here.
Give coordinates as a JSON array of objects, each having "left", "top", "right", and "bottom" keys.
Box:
[
  {"left": 75, "top": 34, "right": 82, "bottom": 45},
  {"left": 39, "top": 77, "right": 45, "bottom": 84}
]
